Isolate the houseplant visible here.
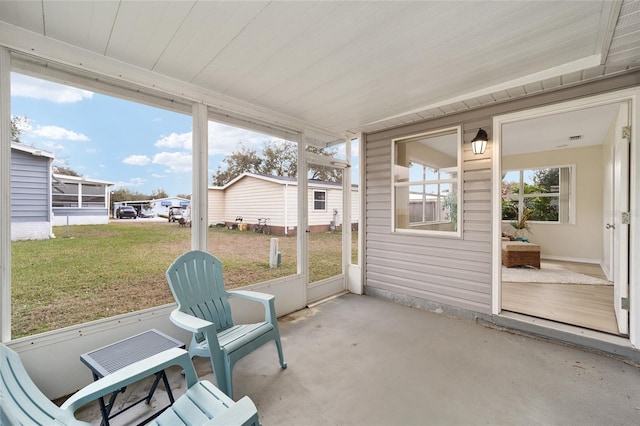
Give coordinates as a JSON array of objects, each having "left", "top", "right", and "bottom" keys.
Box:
[{"left": 510, "top": 206, "right": 533, "bottom": 239}]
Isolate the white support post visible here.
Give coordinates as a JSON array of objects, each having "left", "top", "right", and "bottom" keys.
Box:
[
  {"left": 357, "top": 133, "right": 364, "bottom": 271},
  {"left": 192, "top": 103, "right": 208, "bottom": 252},
  {"left": 297, "top": 136, "right": 308, "bottom": 292},
  {"left": 0, "top": 47, "right": 11, "bottom": 341},
  {"left": 342, "top": 138, "right": 352, "bottom": 280}
]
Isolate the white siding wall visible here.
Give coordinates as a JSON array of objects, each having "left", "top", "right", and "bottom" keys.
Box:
[
  {"left": 223, "top": 177, "right": 287, "bottom": 227},
  {"left": 208, "top": 178, "right": 359, "bottom": 232},
  {"left": 308, "top": 186, "right": 360, "bottom": 228},
  {"left": 365, "top": 124, "right": 493, "bottom": 314},
  {"left": 207, "top": 189, "right": 225, "bottom": 225},
  {"left": 283, "top": 184, "right": 297, "bottom": 232}
]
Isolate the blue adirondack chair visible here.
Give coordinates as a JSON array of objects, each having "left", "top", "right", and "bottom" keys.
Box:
[
  {"left": 0, "top": 344, "right": 260, "bottom": 425},
  {"left": 166, "top": 250, "right": 287, "bottom": 398}
]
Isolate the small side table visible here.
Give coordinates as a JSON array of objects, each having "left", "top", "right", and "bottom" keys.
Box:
[{"left": 80, "top": 329, "right": 184, "bottom": 426}]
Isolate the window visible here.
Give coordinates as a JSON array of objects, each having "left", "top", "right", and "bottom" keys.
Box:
[
  {"left": 502, "top": 166, "right": 574, "bottom": 224},
  {"left": 51, "top": 181, "right": 107, "bottom": 208},
  {"left": 393, "top": 126, "right": 461, "bottom": 235},
  {"left": 313, "top": 190, "right": 326, "bottom": 211},
  {"left": 81, "top": 184, "right": 106, "bottom": 208},
  {"left": 52, "top": 182, "right": 79, "bottom": 207}
]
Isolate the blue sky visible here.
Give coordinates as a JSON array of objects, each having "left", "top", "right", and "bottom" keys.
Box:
[{"left": 10, "top": 73, "right": 359, "bottom": 197}]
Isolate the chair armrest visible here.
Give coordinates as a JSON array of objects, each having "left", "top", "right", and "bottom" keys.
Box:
[
  {"left": 228, "top": 290, "right": 276, "bottom": 324},
  {"left": 170, "top": 309, "right": 222, "bottom": 364},
  {"left": 229, "top": 290, "right": 274, "bottom": 303},
  {"left": 204, "top": 396, "right": 261, "bottom": 426},
  {"left": 170, "top": 309, "right": 216, "bottom": 334},
  {"left": 61, "top": 348, "right": 197, "bottom": 413}
]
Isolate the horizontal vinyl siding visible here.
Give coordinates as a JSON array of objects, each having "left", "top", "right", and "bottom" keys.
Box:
[
  {"left": 308, "top": 187, "right": 359, "bottom": 227},
  {"left": 11, "top": 150, "right": 50, "bottom": 223},
  {"left": 224, "top": 177, "right": 287, "bottom": 227},
  {"left": 363, "top": 116, "right": 494, "bottom": 315},
  {"left": 284, "top": 185, "right": 297, "bottom": 232},
  {"left": 363, "top": 69, "right": 640, "bottom": 316},
  {"left": 207, "top": 189, "right": 225, "bottom": 225}
]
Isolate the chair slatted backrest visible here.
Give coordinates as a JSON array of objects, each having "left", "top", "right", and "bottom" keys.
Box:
[
  {"left": 166, "top": 251, "right": 235, "bottom": 342},
  {"left": 0, "top": 344, "right": 79, "bottom": 425}
]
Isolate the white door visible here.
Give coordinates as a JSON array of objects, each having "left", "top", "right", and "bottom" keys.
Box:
[
  {"left": 612, "top": 102, "right": 630, "bottom": 335},
  {"left": 602, "top": 142, "right": 614, "bottom": 281},
  {"left": 303, "top": 143, "right": 352, "bottom": 304}
]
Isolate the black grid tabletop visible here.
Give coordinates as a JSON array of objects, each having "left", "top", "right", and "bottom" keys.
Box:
[{"left": 81, "top": 329, "right": 184, "bottom": 378}]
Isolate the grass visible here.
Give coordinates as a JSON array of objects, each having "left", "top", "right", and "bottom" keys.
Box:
[{"left": 11, "top": 222, "right": 356, "bottom": 339}]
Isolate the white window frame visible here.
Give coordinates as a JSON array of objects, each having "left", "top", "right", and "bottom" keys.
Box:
[
  {"left": 391, "top": 126, "right": 462, "bottom": 238},
  {"left": 502, "top": 165, "right": 576, "bottom": 225},
  {"left": 313, "top": 189, "right": 327, "bottom": 211}
]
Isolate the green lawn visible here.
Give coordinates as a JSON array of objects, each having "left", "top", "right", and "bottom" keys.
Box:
[{"left": 11, "top": 222, "right": 356, "bottom": 338}]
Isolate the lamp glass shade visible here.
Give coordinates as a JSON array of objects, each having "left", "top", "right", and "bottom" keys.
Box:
[
  {"left": 471, "top": 128, "right": 488, "bottom": 154},
  {"left": 471, "top": 139, "right": 487, "bottom": 154}
]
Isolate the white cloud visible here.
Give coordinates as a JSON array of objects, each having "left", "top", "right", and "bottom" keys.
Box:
[
  {"left": 11, "top": 73, "right": 93, "bottom": 103},
  {"left": 155, "top": 132, "right": 191, "bottom": 150},
  {"left": 207, "top": 121, "right": 277, "bottom": 155},
  {"left": 123, "top": 155, "right": 151, "bottom": 166},
  {"left": 31, "top": 125, "right": 89, "bottom": 141},
  {"left": 153, "top": 122, "right": 277, "bottom": 157},
  {"left": 113, "top": 177, "right": 148, "bottom": 189},
  {"left": 41, "top": 141, "right": 65, "bottom": 153},
  {"left": 153, "top": 151, "right": 192, "bottom": 173}
]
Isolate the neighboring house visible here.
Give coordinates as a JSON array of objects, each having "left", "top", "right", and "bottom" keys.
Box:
[
  {"left": 208, "top": 173, "right": 359, "bottom": 235},
  {"left": 52, "top": 174, "right": 113, "bottom": 226},
  {"left": 113, "top": 197, "right": 190, "bottom": 219},
  {"left": 10, "top": 143, "right": 54, "bottom": 241}
]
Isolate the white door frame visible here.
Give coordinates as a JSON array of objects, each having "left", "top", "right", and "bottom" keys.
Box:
[
  {"left": 491, "top": 87, "right": 640, "bottom": 347},
  {"left": 301, "top": 140, "right": 353, "bottom": 304}
]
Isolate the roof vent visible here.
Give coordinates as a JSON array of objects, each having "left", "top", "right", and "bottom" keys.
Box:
[{"left": 569, "top": 135, "right": 583, "bottom": 141}]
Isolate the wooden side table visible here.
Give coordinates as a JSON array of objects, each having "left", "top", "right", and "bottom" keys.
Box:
[{"left": 501, "top": 241, "right": 541, "bottom": 268}]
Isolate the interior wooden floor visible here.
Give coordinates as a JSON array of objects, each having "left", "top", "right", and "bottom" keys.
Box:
[{"left": 501, "top": 260, "right": 621, "bottom": 335}]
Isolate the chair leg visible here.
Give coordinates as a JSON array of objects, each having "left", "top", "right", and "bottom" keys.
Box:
[
  {"left": 225, "top": 359, "right": 234, "bottom": 399},
  {"left": 275, "top": 337, "right": 287, "bottom": 369}
]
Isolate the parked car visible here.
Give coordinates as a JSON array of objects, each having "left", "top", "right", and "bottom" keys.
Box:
[
  {"left": 168, "top": 206, "right": 185, "bottom": 222},
  {"left": 117, "top": 206, "right": 138, "bottom": 219}
]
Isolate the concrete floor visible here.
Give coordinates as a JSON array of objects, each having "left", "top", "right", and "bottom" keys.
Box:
[{"left": 71, "top": 294, "right": 640, "bottom": 425}]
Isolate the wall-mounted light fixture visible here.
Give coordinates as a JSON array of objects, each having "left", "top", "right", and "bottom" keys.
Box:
[{"left": 471, "top": 128, "right": 488, "bottom": 155}]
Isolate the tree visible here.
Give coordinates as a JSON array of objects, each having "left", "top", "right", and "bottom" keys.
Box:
[
  {"left": 212, "top": 144, "right": 263, "bottom": 186},
  {"left": 151, "top": 188, "right": 168, "bottom": 199},
  {"left": 261, "top": 141, "right": 297, "bottom": 177},
  {"left": 306, "top": 146, "right": 342, "bottom": 183},
  {"left": 212, "top": 141, "right": 342, "bottom": 186},
  {"left": 11, "top": 115, "right": 29, "bottom": 143},
  {"left": 53, "top": 165, "right": 82, "bottom": 177},
  {"left": 176, "top": 193, "right": 191, "bottom": 200}
]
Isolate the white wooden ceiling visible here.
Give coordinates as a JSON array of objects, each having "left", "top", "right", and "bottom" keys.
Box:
[{"left": 1, "top": 0, "right": 639, "bottom": 139}]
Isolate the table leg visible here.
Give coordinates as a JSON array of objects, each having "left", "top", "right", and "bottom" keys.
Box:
[
  {"left": 161, "top": 371, "right": 175, "bottom": 404},
  {"left": 145, "top": 371, "right": 175, "bottom": 404},
  {"left": 146, "top": 372, "right": 163, "bottom": 404}
]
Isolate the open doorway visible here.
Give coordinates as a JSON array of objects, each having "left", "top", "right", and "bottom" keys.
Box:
[{"left": 496, "top": 97, "right": 631, "bottom": 336}]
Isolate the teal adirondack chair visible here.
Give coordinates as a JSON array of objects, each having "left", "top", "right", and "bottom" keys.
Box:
[
  {"left": 166, "top": 250, "right": 287, "bottom": 398},
  {"left": 0, "top": 344, "right": 260, "bottom": 425}
]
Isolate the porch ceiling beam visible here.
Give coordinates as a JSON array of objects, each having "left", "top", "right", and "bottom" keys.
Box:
[{"left": 597, "top": 0, "right": 624, "bottom": 65}]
